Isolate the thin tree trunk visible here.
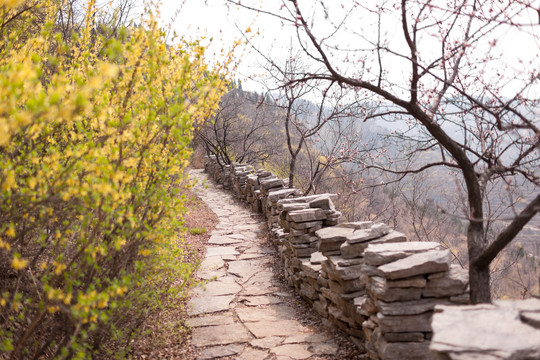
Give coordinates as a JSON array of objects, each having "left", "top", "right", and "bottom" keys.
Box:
[
  {"left": 288, "top": 158, "right": 296, "bottom": 188},
  {"left": 468, "top": 222, "right": 491, "bottom": 303}
]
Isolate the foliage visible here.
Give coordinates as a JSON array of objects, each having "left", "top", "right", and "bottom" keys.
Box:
[
  {"left": 0, "top": 0, "right": 227, "bottom": 358},
  {"left": 188, "top": 227, "right": 207, "bottom": 235}
]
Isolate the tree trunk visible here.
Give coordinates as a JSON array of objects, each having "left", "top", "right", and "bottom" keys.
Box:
[
  {"left": 467, "top": 222, "right": 491, "bottom": 304},
  {"left": 288, "top": 158, "right": 296, "bottom": 188}
]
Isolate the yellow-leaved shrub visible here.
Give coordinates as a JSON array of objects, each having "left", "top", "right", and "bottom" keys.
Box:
[{"left": 0, "top": 0, "right": 228, "bottom": 358}]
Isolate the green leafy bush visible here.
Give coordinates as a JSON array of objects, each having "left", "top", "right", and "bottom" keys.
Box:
[{"left": 0, "top": 0, "right": 228, "bottom": 358}]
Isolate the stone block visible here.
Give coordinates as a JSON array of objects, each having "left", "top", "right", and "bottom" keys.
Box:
[
  {"left": 423, "top": 264, "right": 468, "bottom": 297},
  {"left": 346, "top": 223, "right": 390, "bottom": 244},
  {"left": 377, "top": 311, "right": 433, "bottom": 333},
  {"left": 287, "top": 208, "right": 326, "bottom": 222},
  {"left": 378, "top": 340, "right": 431, "bottom": 360},
  {"left": 364, "top": 241, "right": 442, "bottom": 266},
  {"left": 382, "top": 332, "right": 425, "bottom": 343},
  {"left": 430, "top": 299, "right": 540, "bottom": 359},
  {"left": 290, "top": 220, "right": 323, "bottom": 230},
  {"left": 377, "top": 298, "right": 452, "bottom": 316},
  {"left": 378, "top": 249, "right": 451, "bottom": 280}
]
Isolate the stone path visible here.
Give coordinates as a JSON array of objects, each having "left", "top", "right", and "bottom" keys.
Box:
[{"left": 187, "top": 169, "right": 346, "bottom": 360}]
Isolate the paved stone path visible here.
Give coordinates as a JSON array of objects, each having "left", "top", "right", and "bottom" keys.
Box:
[{"left": 187, "top": 169, "right": 345, "bottom": 360}]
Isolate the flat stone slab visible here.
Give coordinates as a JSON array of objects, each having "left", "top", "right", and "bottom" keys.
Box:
[
  {"left": 377, "top": 298, "right": 452, "bottom": 316},
  {"left": 199, "top": 256, "right": 225, "bottom": 273},
  {"left": 188, "top": 295, "right": 235, "bottom": 316},
  {"left": 196, "top": 344, "right": 244, "bottom": 359},
  {"left": 431, "top": 299, "right": 540, "bottom": 359},
  {"left": 208, "top": 235, "right": 243, "bottom": 245},
  {"left": 205, "top": 246, "right": 239, "bottom": 257},
  {"left": 236, "top": 305, "right": 296, "bottom": 322},
  {"left": 243, "top": 320, "right": 308, "bottom": 338},
  {"left": 187, "top": 313, "right": 235, "bottom": 327},
  {"left": 287, "top": 208, "right": 326, "bottom": 222},
  {"left": 283, "top": 333, "right": 329, "bottom": 344},
  {"left": 423, "top": 264, "right": 468, "bottom": 297},
  {"left": 191, "top": 323, "right": 252, "bottom": 347},
  {"left": 271, "top": 343, "right": 312, "bottom": 360},
  {"left": 250, "top": 336, "right": 284, "bottom": 348},
  {"left": 364, "top": 241, "right": 442, "bottom": 266},
  {"left": 240, "top": 284, "right": 280, "bottom": 296},
  {"left": 237, "top": 347, "right": 270, "bottom": 360},
  {"left": 378, "top": 249, "right": 451, "bottom": 279},
  {"left": 193, "top": 278, "right": 242, "bottom": 297},
  {"left": 238, "top": 295, "right": 283, "bottom": 306},
  {"left": 227, "top": 259, "right": 265, "bottom": 279},
  {"left": 377, "top": 311, "right": 433, "bottom": 333}
]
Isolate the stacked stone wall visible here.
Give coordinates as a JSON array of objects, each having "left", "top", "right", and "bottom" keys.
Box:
[{"left": 202, "top": 156, "right": 478, "bottom": 359}]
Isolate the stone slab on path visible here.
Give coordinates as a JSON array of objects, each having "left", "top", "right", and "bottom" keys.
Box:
[
  {"left": 191, "top": 323, "right": 252, "bottom": 347},
  {"left": 187, "top": 294, "right": 234, "bottom": 316},
  {"left": 187, "top": 168, "right": 358, "bottom": 360}
]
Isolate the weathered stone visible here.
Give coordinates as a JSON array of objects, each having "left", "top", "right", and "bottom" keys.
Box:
[
  {"left": 205, "top": 246, "right": 240, "bottom": 257},
  {"left": 197, "top": 344, "right": 245, "bottom": 359},
  {"left": 323, "top": 258, "right": 364, "bottom": 280},
  {"left": 378, "top": 340, "right": 431, "bottom": 360},
  {"left": 382, "top": 332, "right": 425, "bottom": 343},
  {"left": 300, "top": 282, "right": 319, "bottom": 300},
  {"left": 377, "top": 312, "right": 433, "bottom": 333},
  {"left": 301, "top": 259, "right": 322, "bottom": 278},
  {"left": 272, "top": 343, "right": 312, "bottom": 360},
  {"left": 386, "top": 275, "right": 426, "bottom": 288},
  {"left": 250, "top": 336, "right": 283, "bottom": 348},
  {"left": 377, "top": 298, "right": 452, "bottom": 316},
  {"left": 340, "top": 230, "right": 407, "bottom": 259},
  {"left": 367, "top": 279, "right": 423, "bottom": 302},
  {"left": 313, "top": 300, "right": 328, "bottom": 317},
  {"left": 290, "top": 220, "right": 323, "bottom": 230},
  {"left": 378, "top": 249, "right": 451, "bottom": 280},
  {"left": 364, "top": 241, "right": 442, "bottom": 266},
  {"left": 228, "top": 260, "right": 263, "bottom": 280},
  {"left": 193, "top": 278, "right": 242, "bottom": 297},
  {"left": 208, "top": 234, "right": 244, "bottom": 245},
  {"left": 423, "top": 264, "right": 468, "bottom": 297},
  {"left": 237, "top": 347, "right": 270, "bottom": 360},
  {"left": 431, "top": 300, "right": 540, "bottom": 359},
  {"left": 260, "top": 178, "right": 284, "bottom": 190},
  {"left": 310, "top": 251, "right": 327, "bottom": 265},
  {"left": 346, "top": 223, "right": 390, "bottom": 244},
  {"left": 238, "top": 295, "right": 283, "bottom": 306},
  {"left": 309, "top": 196, "right": 336, "bottom": 210},
  {"left": 267, "top": 188, "right": 300, "bottom": 203},
  {"left": 309, "top": 342, "right": 340, "bottom": 355},
  {"left": 282, "top": 202, "right": 310, "bottom": 212},
  {"left": 287, "top": 208, "right": 326, "bottom": 222},
  {"left": 316, "top": 227, "right": 355, "bottom": 253},
  {"left": 236, "top": 305, "right": 296, "bottom": 322},
  {"left": 191, "top": 323, "right": 252, "bottom": 347},
  {"left": 354, "top": 295, "right": 378, "bottom": 317},
  {"left": 198, "top": 256, "right": 225, "bottom": 273},
  {"left": 188, "top": 295, "right": 235, "bottom": 315},
  {"left": 187, "top": 313, "right": 234, "bottom": 327},
  {"left": 336, "top": 221, "right": 373, "bottom": 230},
  {"left": 243, "top": 320, "right": 308, "bottom": 338}
]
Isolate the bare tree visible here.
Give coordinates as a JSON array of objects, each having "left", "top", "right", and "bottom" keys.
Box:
[
  {"left": 227, "top": 0, "right": 540, "bottom": 303},
  {"left": 196, "top": 87, "right": 283, "bottom": 168}
]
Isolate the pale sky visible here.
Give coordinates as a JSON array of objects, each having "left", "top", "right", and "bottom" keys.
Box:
[
  {"left": 157, "top": 0, "right": 540, "bottom": 98},
  {"left": 159, "top": 0, "right": 292, "bottom": 93}
]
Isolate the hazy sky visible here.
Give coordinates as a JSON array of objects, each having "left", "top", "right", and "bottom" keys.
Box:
[{"left": 157, "top": 0, "right": 540, "bottom": 98}]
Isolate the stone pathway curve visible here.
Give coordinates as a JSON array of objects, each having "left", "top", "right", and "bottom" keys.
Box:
[{"left": 187, "top": 169, "right": 346, "bottom": 360}]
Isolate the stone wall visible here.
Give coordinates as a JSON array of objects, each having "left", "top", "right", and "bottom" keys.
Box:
[{"left": 203, "top": 156, "right": 471, "bottom": 359}]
